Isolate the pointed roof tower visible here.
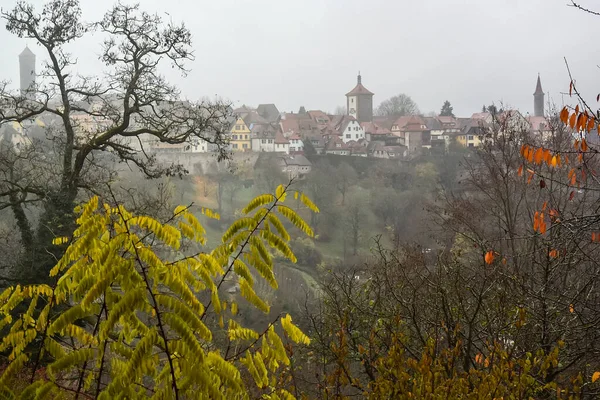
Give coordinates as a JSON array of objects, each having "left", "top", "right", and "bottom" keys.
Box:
[
  {"left": 534, "top": 74, "right": 543, "bottom": 95},
  {"left": 19, "top": 46, "right": 35, "bottom": 58},
  {"left": 346, "top": 72, "right": 374, "bottom": 96},
  {"left": 533, "top": 74, "right": 545, "bottom": 117}
]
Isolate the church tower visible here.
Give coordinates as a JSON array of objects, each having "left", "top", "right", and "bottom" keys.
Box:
[
  {"left": 19, "top": 46, "right": 36, "bottom": 98},
  {"left": 346, "top": 73, "right": 374, "bottom": 122},
  {"left": 534, "top": 74, "right": 544, "bottom": 117}
]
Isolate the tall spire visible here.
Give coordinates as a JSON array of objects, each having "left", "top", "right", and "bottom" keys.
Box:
[
  {"left": 19, "top": 45, "right": 36, "bottom": 98},
  {"left": 357, "top": 71, "right": 361, "bottom": 85},
  {"left": 534, "top": 74, "right": 544, "bottom": 117},
  {"left": 534, "top": 73, "right": 543, "bottom": 95}
]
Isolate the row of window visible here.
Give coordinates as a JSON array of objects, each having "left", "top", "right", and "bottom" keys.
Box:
[
  {"left": 345, "top": 133, "right": 363, "bottom": 139},
  {"left": 232, "top": 134, "right": 249, "bottom": 140},
  {"left": 347, "top": 126, "right": 360, "bottom": 131}
]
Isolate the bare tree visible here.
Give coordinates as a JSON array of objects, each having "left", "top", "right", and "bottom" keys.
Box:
[
  {"left": 334, "top": 105, "right": 347, "bottom": 115},
  {"left": 334, "top": 162, "right": 357, "bottom": 205},
  {"left": 343, "top": 192, "right": 368, "bottom": 256},
  {"left": 0, "top": 1, "right": 231, "bottom": 281},
  {"left": 375, "top": 94, "right": 420, "bottom": 117}
]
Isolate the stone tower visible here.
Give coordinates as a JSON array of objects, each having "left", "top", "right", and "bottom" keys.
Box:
[
  {"left": 534, "top": 74, "right": 544, "bottom": 117},
  {"left": 19, "top": 46, "right": 36, "bottom": 98},
  {"left": 346, "top": 72, "right": 374, "bottom": 122}
]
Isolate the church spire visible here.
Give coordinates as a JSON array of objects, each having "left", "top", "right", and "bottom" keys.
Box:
[
  {"left": 534, "top": 73, "right": 543, "bottom": 95},
  {"left": 357, "top": 71, "right": 362, "bottom": 85},
  {"left": 533, "top": 74, "right": 544, "bottom": 117}
]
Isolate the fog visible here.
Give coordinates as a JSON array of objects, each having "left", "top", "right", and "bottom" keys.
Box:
[
  {"left": 1, "top": 0, "right": 600, "bottom": 115},
  {"left": 2, "top": 0, "right": 600, "bottom": 397}
]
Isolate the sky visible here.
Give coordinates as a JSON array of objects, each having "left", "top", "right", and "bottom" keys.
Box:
[{"left": 1, "top": 0, "right": 599, "bottom": 117}]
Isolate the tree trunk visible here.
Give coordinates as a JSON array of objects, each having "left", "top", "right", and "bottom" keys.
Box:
[{"left": 26, "top": 191, "right": 78, "bottom": 284}]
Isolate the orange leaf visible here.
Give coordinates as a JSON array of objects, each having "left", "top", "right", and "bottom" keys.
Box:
[
  {"left": 539, "top": 214, "right": 547, "bottom": 234},
  {"left": 581, "top": 139, "right": 589, "bottom": 152},
  {"left": 551, "top": 155, "right": 558, "bottom": 167},
  {"left": 569, "top": 191, "right": 575, "bottom": 201},
  {"left": 517, "top": 165, "right": 523, "bottom": 177},
  {"left": 549, "top": 249, "right": 559, "bottom": 258},
  {"left": 534, "top": 147, "right": 543, "bottom": 164},
  {"left": 575, "top": 104, "right": 580, "bottom": 114},
  {"left": 574, "top": 140, "right": 580, "bottom": 150},
  {"left": 570, "top": 304, "right": 575, "bottom": 313},
  {"left": 533, "top": 211, "right": 540, "bottom": 232},
  {"left": 520, "top": 144, "right": 527, "bottom": 157},
  {"left": 502, "top": 258, "right": 507, "bottom": 265},
  {"left": 484, "top": 251, "right": 495, "bottom": 265},
  {"left": 592, "top": 232, "right": 597, "bottom": 242},
  {"left": 560, "top": 107, "right": 569, "bottom": 123},
  {"left": 588, "top": 117, "right": 595, "bottom": 133},
  {"left": 544, "top": 149, "right": 552, "bottom": 165},
  {"left": 569, "top": 113, "right": 577, "bottom": 129},
  {"left": 593, "top": 371, "right": 600, "bottom": 383},
  {"left": 542, "top": 201, "right": 548, "bottom": 211}
]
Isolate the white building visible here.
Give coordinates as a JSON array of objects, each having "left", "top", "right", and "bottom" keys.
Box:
[{"left": 339, "top": 118, "right": 365, "bottom": 143}]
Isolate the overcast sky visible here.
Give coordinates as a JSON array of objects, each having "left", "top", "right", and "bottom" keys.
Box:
[{"left": 1, "top": 0, "right": 599, "bottom": 117}]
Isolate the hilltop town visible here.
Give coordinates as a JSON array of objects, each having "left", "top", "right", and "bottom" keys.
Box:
[{"left": 2, "top": 46, "right": 552, "bottom": 180}]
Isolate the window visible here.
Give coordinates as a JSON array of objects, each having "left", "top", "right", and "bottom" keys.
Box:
[
  {"left": 233, "top": 143, "right": 238, "bottom": 149},
  {"left": 468, "top": 143, "right": 474, "bottom": 147},
  {"left": 346, "top": 134, "right": 351, "bottom": 138},
  {"left": 245, "top": 135, "right": 248, "bottom": 139},
  {"left": 351, "top": 98, "right": 354, "bottom": 103},
  {"left": 262, "top": 139, "right": 265, "bottom": 143},
  {"left": 268, "top": 139, "right": 273, "bottom": 143},
  {"left": 235, "top": 125, "right": 240, "bottom": 130},
  {"left": 468, "top": 135, "right": 474, "bottom": 140},
  {"left": 348, "top": 127, "right": 351, "bottom": 131},
  {"left": 355, "top": 134, "right": 359, "bottom": 139},
  {"left": 242, "top": 143, "right": 248, "bottom": 149}
]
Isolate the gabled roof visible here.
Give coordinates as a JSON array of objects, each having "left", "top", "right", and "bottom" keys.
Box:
[
  {"left": 308, "top": 110, "right": 330, "bottom": 124},
  {"left": 424, "top": 117, "right": 442, "bottom": 130},
  {"left": 403, "top": 115, "right": 426, "bottom": 132},
  {"left": 437, "top": 116, "right": 456, "bottom": 126}
]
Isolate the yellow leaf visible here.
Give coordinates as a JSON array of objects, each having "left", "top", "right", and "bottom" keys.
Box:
[{"left": 592, "top": 371, "right": 600, "bottom": 383}]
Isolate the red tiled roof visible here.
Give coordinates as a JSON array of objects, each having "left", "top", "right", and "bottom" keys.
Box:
[
  {"left": 275, "top": 130, "right": 289, "bottom": 144},
  {"left": 527, "top": 116, "right": 550, "bottom": 131},
  {"left": 360, "top": 121, "right": 391, "bottom": 135},
  {"left": 403, "top": 115, "right": 426, "bottom": 132},
  {"left": 346, "top": 83, "right": 374, "bottom": 96},
  {"left": 471, "top": 112, "right": 491, "bottom": 120},
  {"left": 280, "top": 119, "right": 299, "bottom": 133}
]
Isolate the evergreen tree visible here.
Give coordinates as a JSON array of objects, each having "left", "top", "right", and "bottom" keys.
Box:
[{"left": 440, "top": 100, "right": 454, "bottom": 117}]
